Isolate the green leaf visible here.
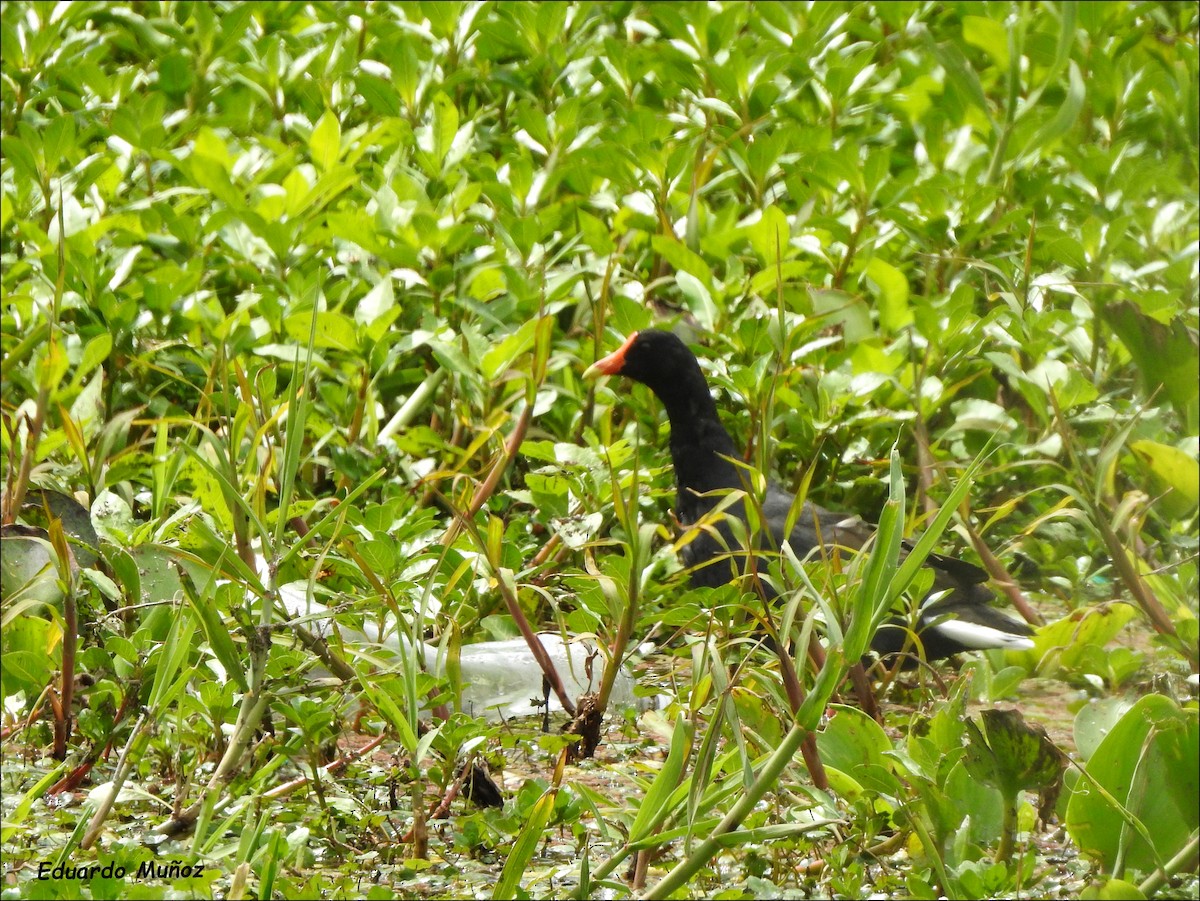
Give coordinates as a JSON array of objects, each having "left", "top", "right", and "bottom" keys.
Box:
[
  {"left": 421, "top": 0, "right": 462, "bottom": 38},
  {"left": 192, "top": 125, "right": 232, "bottom": 169},
  {"left": 943, "top": 760, "right": 1005, "bottom": 848},
  {"left": 1082, "top": 879, "right": 1147, "bottom": 900},
  {"left": 38, "top": 337, "right": 70, "bottom": 394},
  {"left": 0, "top": 615, "right": 61, "bottom": 697},
  {"left": 1102, "top": 301, "right": 1199, "bottom": 424},
  {"left": 963, "top": 709, "right": 1066, "bottom": 799},
  {"left": 864, "top": 258, "right": 911, "bottom": 333},
  {"left": 158, "top": 52, "right": 194, "bottom": 98},
  {"left": 481, "top": 318, "right": 539, "bottom": 381},
  {"left": 929, "top": 35, "right": 993, "bottom": 126},
  {"left": 494, "top": 779, "right": 559, "bottom": 898},
  {"left": 817, "top": 705, "right": 899, "bottom": 792},
  {"left": 1074, "top": 698, "right": 1137, "bottom": 761},
  {"left": 186, "top": 151, "right": 242, "bottom": 208},
  {"left": 577, "top": 209, "right": 614, "bottom": 254},
  {"left": 1010, "top": 603, "right": 1137, "bottom": 677},
  {"left": 431, "top": 92, "right": 459, "bottom": 166},
  {"left": 355, "top": 278, "right": 395, "bottom": 327},
  {"left": 1129, "top": 439, "right": 1200, "bottom": 514},
  {"left": 284, "top": 311, "right": 357, "bottom": 351},
  {"left": 310, "top": 110, "right": 342, "bottom": 173},
  {"left": 390, "top": 39, "right": 423, "bottom": 111},
  {"left": 42, "top": 114, "right": 76, "bottom": 173},
  {"left": 364, "top": 682, "right": 419, "bottom": 755},
  {"left": 810, "top": 288, "right": 871, "bottom": 344},
  {"left": 944, "top": 398, "right": 1018, "bottom": 433},
  {"left": 651, "top": 234, "right": 711, "bottom": 285},
  {"left": 745, "top": 206, "right": 790, "bottom": 266},
  {"left": 147, "top": 603, "right": 197, "bottom": 710},
  {"left": 1012, "top": 358, "right": 1099, "bottom": 413},
  {"left": 0, "top": 763, "right": 67, "bottom": 843},
  {"left": 628, "top": 716, "right": 692, "bottom": 844},
  {"left": 675, "top": 271, "right": 718, "bottom": 331},
  {"left": 1024, "top": 60, "right": 1086, "bottom": 157},
  {"left": 191, "top": 580, "right": 249, "bottom": 694},
  {"left": 70, "top": 332, "right": 113, "bottom": 389},
  {"left": 1, "top": 134, "right": 39, "bottom": 182},
  {"left": 1066, "top": 694, "right": 1199, "bottom": 873},
  {"left": 467, "top": 265, "right": 505, "bottom": 302},
  {"left": 962, "top": 15, "right": 1009, "bottom": 69}
]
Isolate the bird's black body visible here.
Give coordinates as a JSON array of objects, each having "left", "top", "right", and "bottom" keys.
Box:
[{"left": 587, "top": 329, "right": 1034, "bottom": 661}]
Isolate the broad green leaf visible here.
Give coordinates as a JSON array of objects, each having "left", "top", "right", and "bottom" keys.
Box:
[
  {"left": 467, "top": 265, "right": 505, "bottom": 301},
  {"left": 284, "top": 311, "right": 357, "bottom": 351},
  {"left": 675, "top": 271, "right": 717, "bottom": 331},
  {"left": 186, "top": 157, "right": 241, "bottom": 209},
  {"left": 963, "top": 709, "right": 1066, "bottom": 799},
  {"left": 864, "top": 258, "right": 911, "bottom": 333},
  {"left": 1074, "top": 697, "right": 1136, "bottom": 761},
  {"left": 745, "top": 206, "right": 790, "bottom": 266},
  {"left": 944, "top": 398, "right": 1017, "bottom": 433},
  {"left": 1, "top": 134, "right": 39, "bottom": 182},
  {"left": 817, "top": 704, "right": 895, "bottom": 784},
  {"left": 1102, "top": 301, "right": 1199, "bottom": 423},
  {"left": 651, "top": 234, "right": 711, "bottom": 285},
  {"left": 577, "top": 209, "right": 614, "bottom": 254},
  {"left": 158, "top": 52, "right": 194, "bottom": 97},
  {"left": 310, "top": 110, "right": 342, "bottom": 173},
  {"left": 0, "top": 616, "right": 61, "bottom": 697},
  {"left": 1022, "top": 359, "right": 1099, "bottom": 410},
  {"left": 192, "top": 125, "right": 232, "bottom": 169},
  {"left": 810, "top": 288, "right": 871, "bottom": 344},
  {"left": 943, "top": 760, "right": 1005, "bottom": 848},
  {"left": 355, "top": 279, "right": 395, "bottom": 327},
  {"left": 1066, "top": 694, "right": 1199, "bottom": 873},
  {"left": 962, "top": 15, "right": 1009, "bottom": 69},
  {"left": 1129, "top": 439, "right": 1200, "bottom": 512},
  {"left": 422, "top": 0, "right": 461, "bottom": 39},
  {"left": 42, "top": 114, "right": 76, "bottom": 173},
  {"left": 1083, "top": 879, "right": 1146, "bottom": 901},
  {"left": 1010, "top": 602, "right": 1136, "bottom": 677},
  {"left": 481, "top": 318, "right": 539, "bottom": 381},
  {"left": 431, "top": 92, "right": 458, "bottom": 166},
  {"left": 390, "top": 39, "right": 423, "bottom": 111},
  {"left": 71, "top": 333, "right": 113, "bottom": 388}
]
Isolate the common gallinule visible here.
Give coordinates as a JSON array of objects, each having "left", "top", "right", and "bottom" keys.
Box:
[{"left": 585, "top": 329, "right": 1035, "bottom": 661}]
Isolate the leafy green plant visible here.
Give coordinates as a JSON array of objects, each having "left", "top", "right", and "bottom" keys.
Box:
[
  {"left": 2, "top": 2, "right": 1196, "bottom": 898},
  {"left": 1066, "top": 695, "right": 1199, "bottom": 881}
]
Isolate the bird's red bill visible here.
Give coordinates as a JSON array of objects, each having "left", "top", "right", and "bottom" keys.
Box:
[{"left": 586, "top": 331, "right": 640, "bottom": 377}]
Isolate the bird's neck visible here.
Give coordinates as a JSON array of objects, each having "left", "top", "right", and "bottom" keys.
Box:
[{"left": 658, "top": 387, "right": 742, "bottom": 502}]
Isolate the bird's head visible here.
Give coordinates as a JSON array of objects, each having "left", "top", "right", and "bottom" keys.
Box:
[{"left": 584, "top": 329, "right": 698, "bottom": 392}]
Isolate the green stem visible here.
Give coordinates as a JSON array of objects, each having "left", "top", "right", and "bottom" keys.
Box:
[{"left": 995, "top": 792, "right": 1017, "bottom": 865}]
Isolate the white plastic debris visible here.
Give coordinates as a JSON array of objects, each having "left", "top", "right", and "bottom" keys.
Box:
[{"left": 276, "top": 583, "right": 644, "bottom": 721}]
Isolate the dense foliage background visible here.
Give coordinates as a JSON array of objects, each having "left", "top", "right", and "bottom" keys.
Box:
[{"left": 2, "top": 2, "right": 1197, "bottom": 898}]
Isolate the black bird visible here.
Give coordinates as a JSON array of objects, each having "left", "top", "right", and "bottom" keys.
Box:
[{"left": 585, "top": 329, "right": 1035, "bottom": 661}]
